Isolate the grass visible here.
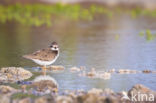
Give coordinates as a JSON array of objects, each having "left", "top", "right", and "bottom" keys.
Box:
[{"left": 0, "top": 3, "right": 156, "bottom": 27}]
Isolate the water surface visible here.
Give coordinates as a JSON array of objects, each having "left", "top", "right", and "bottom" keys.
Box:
[{"left": 0, "top": 14, "right": 156, "bottom": 92}]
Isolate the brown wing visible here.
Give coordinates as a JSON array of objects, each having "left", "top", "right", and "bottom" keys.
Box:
[{"left": 23, "top": 48, "right": 58, "bottom": 61}]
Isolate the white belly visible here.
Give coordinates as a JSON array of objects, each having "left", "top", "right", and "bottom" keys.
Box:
[{"left": 32, "top": 54, "right": 59, "bottom": 66}]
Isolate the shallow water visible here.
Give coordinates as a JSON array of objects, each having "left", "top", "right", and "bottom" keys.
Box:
[{"left": 0, "top": 14, "right": 156, "bottom": 92}]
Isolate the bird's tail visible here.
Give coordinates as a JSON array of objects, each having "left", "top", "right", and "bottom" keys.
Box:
[{"left": 23, "top": 55, "right": 32, "bottom": 60}]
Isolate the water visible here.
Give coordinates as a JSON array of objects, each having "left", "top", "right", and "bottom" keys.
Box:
[{"left": 0, "top": 14, "right": 156, "bottom": 92}]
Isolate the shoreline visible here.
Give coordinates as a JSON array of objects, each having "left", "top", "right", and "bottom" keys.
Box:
[
  {"left": 0, "top": 84, "right": 155, "bottom": 103},
  {"left": 0, "top": 67, "right": 156, "bottom": 103}
]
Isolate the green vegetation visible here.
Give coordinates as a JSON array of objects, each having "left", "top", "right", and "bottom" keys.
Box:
[
  {"left": 139, "top": 29, "right": 155, "bottom": 41},
  {"left": 11, "top": 92, "right": 37, "bottom": 99},
  {"left": 130, "top": 8, "right": 156, "bottom": 18},
  {"left": 146, "top": 29, "right": 154, "bottom": 41},
  {"left": 0, "top": 3, "right": 156, "bottom": 26}
]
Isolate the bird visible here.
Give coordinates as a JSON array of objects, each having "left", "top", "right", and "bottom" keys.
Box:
[{"left": 23, "top": 42, "right": 59, "bottom": 75}]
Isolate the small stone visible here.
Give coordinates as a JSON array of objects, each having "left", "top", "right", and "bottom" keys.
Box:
[
  {"left": 117, "top": 69, "right": 137, "bottom": 74},
  {"left": 98, "top": 72, "right": 111, "bottom": 79},
  {"left": 47, "top": 65, "right": 65, "bottom": 71},
  {"left": 70, "top": 67, "right": 81, "bottom": 72},
  {"left": 142, "top": 70, "right": 152, "bottom": 73},
  {"left": 86, "top": 68, "right": 96, "bottom": 77}
]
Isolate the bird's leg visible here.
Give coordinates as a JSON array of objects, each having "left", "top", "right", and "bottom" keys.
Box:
[
  {"left": 53, "top": 88, "right": 58, "bottom": 93},
  {"left": 42, "top": 66, "right": 47, "bottom": 75}
]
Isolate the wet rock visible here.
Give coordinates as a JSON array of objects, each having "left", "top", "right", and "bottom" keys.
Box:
[
  {"left": 31, "top": 75, "right": 58, "bottom": 94},
  {"left": 86, "top": 68, "right": 111, "bottom": 79},
  {"left": 117, "top": 69, "right": 137, "bottom": 74},
  {"left": 0, "top": 85, "right": 18, "bottom": 94},
  {"left": 142, "top": 70, "right": 152, "bottom": 73},
  {"left": 0, "top": 67, "right": 33, "bottom": 83},
  {"left": 47, "top": 65, "right": 65, "bottom": 71},
  {"left": 70, "top": 67, "right": 81, "bottom": 72},
  {"left": 86, "top": 68, "right": 96, "bottom": 77}
]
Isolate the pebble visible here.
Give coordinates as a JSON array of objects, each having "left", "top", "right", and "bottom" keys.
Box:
[
  {"left": 142, "top": 70, "right": 152, "bottom": 73},
  {"left": 70, "top": 67, "right": 81, "bottom": 72},
  {"left": 117, "top": 69, "right": 137, "bottom": 74},
  {"left": 86, "top": 68, "right": 96, "bottom": 77}
]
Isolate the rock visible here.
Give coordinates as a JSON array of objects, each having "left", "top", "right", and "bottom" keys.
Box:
[
  {"left": 142, "top": 70, "right": 152, "bottom": 73},
  {"left": 0, "top": 67, "right": 33, "bottom": 83},
  {"left": 98, "top": 72, "right": 111, "bottom": 79},
  {"left": 34, "top": 95, "right": 55, "bottom": 103},
  {"left": 47, "top": 65, "right": 65, "bottom": 71},
  {"left": 0, "top": 85, "right": 18, "bottom": 94},
  {"left": 31, "top": 75, "right": 58, "bottom": 94},
  {"left": 70, "top": 67, "right": 81, "bottom": 72},
  {"left": 128, "top": 84, "right": 156, "bottom": 102},
  {"left": 18, "top": 98, "right": 32, "bottom": 103},
  {"left": 117, "top": 69, "right": 137, "bottom": 74},
  {"left": 88, "top": 88, "right": 103, "bottom": 95},
  {"left": 56, "top": 96, "right": 74, "bottom": 103},
  {"left": 128, "top": 84, "right": 156, "bottom": 95},
  {"left": 103, "top": 88, "right": 114, "bottom": 96},
  {"left": 86, "top": 68, "right": 96, "bottom": 77},
  {"left": 83, "top": 94, "right": 99, "bottom": 103},
  {"left": 0, "top": 95, "right": 10, "bottom": 103},
  {"left": 102, "top": 96, "right": 122, "bottom": 103}
]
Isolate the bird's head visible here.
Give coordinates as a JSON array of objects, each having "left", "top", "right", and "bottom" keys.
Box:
[{"left": 50, "top": 42, "right": 59, "bottom": 51}]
